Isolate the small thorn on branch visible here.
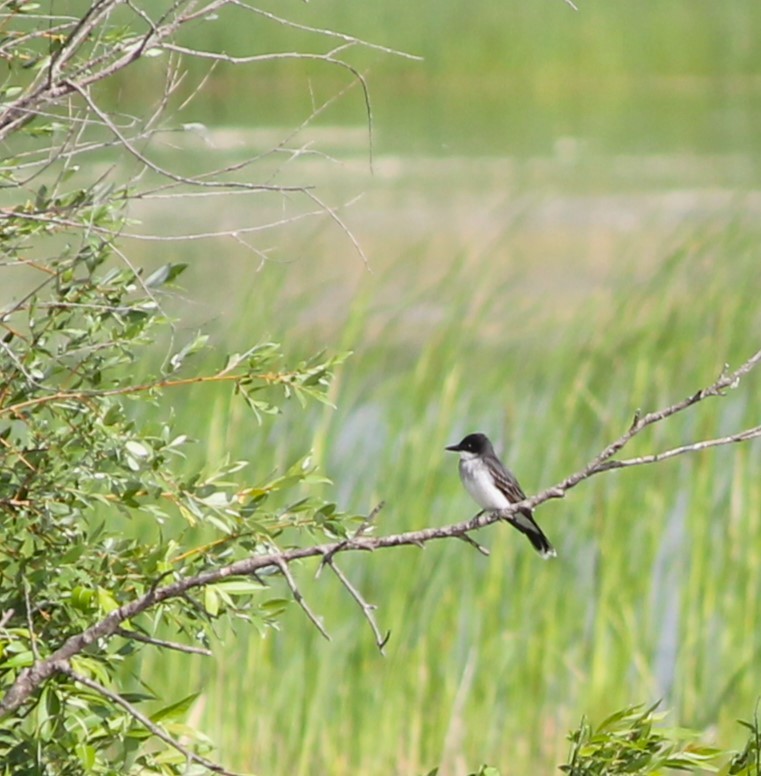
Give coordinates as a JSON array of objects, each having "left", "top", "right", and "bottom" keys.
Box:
[{"left": 687, "top": 388, "right": 705, "bottom": 404}]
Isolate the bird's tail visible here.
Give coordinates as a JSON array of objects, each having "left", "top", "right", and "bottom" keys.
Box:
[{"left": 508, "top": 509, "right": 557, "bottom": 559}]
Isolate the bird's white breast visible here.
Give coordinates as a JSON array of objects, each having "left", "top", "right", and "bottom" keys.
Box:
[{"left": 458, "top": 456, "right": 510, "bottom": 511}]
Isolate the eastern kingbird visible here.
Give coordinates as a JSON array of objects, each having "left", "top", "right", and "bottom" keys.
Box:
[{"left": 446, "top": 432, "right": 556, "bottom": 559}]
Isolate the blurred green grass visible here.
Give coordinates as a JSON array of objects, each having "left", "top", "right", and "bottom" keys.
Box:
[
  {"left": 136, "top": 192, "right": 761, "bottom": 773},
  {"left": 104, "top": 1, "right": 761, "bottom": 156},
  {"left": 103, "top": 2, "right": 761, "bottom": 772}
]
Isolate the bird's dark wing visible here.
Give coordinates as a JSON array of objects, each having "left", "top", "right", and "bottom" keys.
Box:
[
  {"left": 490, "top": 461, "right": 528, "bottom": 504},
  {"left": 491, "top": 460, "right": 555, "bottom": 557},
  {"left": 491, "top": 459, "right": 537, "bottom": 522}
]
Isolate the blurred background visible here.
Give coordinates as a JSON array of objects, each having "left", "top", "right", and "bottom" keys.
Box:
[{"left": 112, "top": 1, "right": 761, "bottom": 773}]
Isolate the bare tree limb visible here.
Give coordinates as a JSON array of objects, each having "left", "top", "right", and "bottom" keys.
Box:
[
  {"left": 542, "top": 349, "right": 761, "bottom": 502},
  {"left": 0, "top": 0, "right": 388, "bottom": 281},
  {"left": 595, "top": 425, "right": 761, "bottom": 472}
]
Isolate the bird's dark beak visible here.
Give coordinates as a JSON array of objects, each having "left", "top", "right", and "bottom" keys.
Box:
[{"left": 445, "top": 443, "right": 460, "bottom": 452}]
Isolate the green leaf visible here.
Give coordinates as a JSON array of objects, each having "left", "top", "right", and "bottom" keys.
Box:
[
  {"left": 3, "top": 650, "right": 34, "bottom": 668},
  {"left": 75, "top": 743, "right": 97, "bottom": 770},
  {"left": 261, "top": 598, "right": 290, "bottom": 616},
  {"left": 204, "top": 586, "right": 220, "bottom": 617},
  {"left": 212, "top": 579, "right": 267, "bottom": 595},
  {"left": 70, "top": 586, "right": 97, "bottom": 611},
  {"left": 125, "top": 440, "right": 151, "bottom": 459},
  {"left": 97, "top": 587, "right": 120, "bottom": 614},
  {"left": 151, "top": 692, "right": 201, "bottom": 723}
]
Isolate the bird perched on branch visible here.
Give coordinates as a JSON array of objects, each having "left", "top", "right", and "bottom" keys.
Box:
[{"left": 446, "top": 432, "right": 556, "bottom": 559}]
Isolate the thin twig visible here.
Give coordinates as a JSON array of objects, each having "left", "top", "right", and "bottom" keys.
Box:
[
  {"left": 325, "top": 558, "right": 390, "bottom": 653},
  {"left": 457, "top": 533, "right": 491, "bottom": 557},
  {"left": 229, "top": 1, "right": 421, "bottom": 62},
  {"left": 355, "top": 500, "right": 385, "bottom": 538},
  {"left": 62, "top": 666, "right": 243, "bottom": 776},
  {"left": 0, "top": 361, "right": 302, "bottom": 417},
  {"left": 23, "top": 581, "right": 40, "bottom": 663},
  {"left": 316, "top": 501, "right": 386, "bottom": 574},
  {"left": 115, "top": 627, "right": 213, "bottom": 656},
  {"left": 64, "top": 79, "right": 307, "bottom": 196},
  {"left": 595, "top": 425, "right": 761, "bottom": 472},
  {"left": 274, "top": 557, "right": 330, "bottom": 640},
  {"left": 537, "top": 348, "right": 761, "bottom": 505}
]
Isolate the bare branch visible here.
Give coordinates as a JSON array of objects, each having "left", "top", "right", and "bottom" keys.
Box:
[
  {"left": 274, "top": 557, "right": 331, "bottom": 641},
  {"left": 355, "top": 500, "right": 385, "bottom": 538},
  {"left": 324, "top": 558, "right": 390, "bottom": 653},
  {"left": 115, "top": 627, "right": 213, "bottom": 657},
  {"left": 229, "top": 1, "right": 422, "bottom": 62},
  {"left": 596, "top": 425, "right": 761, "bottom": 472},
  {"left": 457, "top": 532, "right": 491, "bottom": 557},
  {"left": 2, "top": 348, "right": 760, "bottom": 717},
  {"left": 536, "top": 347, "right": 761, "bottom": 505},
  {"left": 64, "top": 78, "right": 309, "bottom": 196}
]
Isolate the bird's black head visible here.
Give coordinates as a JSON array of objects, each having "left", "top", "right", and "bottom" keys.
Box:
[{"left": 445, "top": 432, "right": 491, "bottom": 455}]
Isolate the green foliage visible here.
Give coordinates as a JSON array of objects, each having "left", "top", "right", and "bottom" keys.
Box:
[
  {"left": 558, "top": 703, "right": 761, "bottom": 776},
  {"left": 0, "top": 226, "right": 351, "bottom": 769},
  {"left": 0, "top": 5, "right": 355, "bottom": 772},
  {"left": 561, "top": 703, "right": 722, "bottom": 774},
  {"left": 727, "top": 706, "right": 761, "bottom": 776},
  {"left": 423, "top": 704, "right": 761, "bottom": 776}
]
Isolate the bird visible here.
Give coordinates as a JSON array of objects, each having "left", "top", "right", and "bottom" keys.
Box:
[{"left": 446, "top": 432, "right": 556, "bottom": 559}]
